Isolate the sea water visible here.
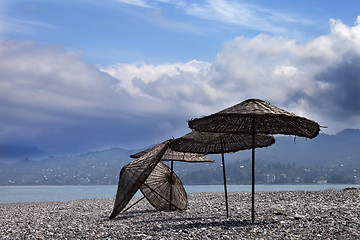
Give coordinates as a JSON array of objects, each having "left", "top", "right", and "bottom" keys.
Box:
[{"left": 0, "top": 184, "right": 358, "bottom": 204}]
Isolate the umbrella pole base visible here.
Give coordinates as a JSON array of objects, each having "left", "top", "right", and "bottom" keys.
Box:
[
  {"left": 220, "top": 141, "right": 229, "bottom": 218},
  {"left": 251, "top": 117, "right": 255, "bottom": 224}
]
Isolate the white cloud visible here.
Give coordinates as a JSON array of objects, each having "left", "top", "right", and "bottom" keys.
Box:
[
  {"left": 100, "top": 60, "right": 211, "bottom": 96},
  {"left": 1, "top": 17, "right": 360, "bottom": 152},
  {"left": 212, "top": 18, "right": 360, "bottom": 128},
  {"left": 115, "top": 0, "right": 151, "bottom": 8},
  {"left": 109, "top": 0, "right": 308, "bottom": 35},
  {"left": 0, "top": 16, "right": 56, "bottom": 35},
  {"left": 185, "top": 0, "right": 300, "bottom": 33},
  {"left": 0, "top": 39, "right": 155, "bottom": 151},
  {"left": 101, "top": 17, "right": 360, "bottom": 133},
  {"left": 273, "top": 66, "right": 298, "bottom": 77},
  {"left": 0, "top": 40, "right": 118, "bottom": 113}
]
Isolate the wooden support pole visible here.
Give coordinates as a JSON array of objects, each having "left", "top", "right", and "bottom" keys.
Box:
[
  {"left": 169, "top": 160, "right": 174, "bottom": 210},
  {"left": 251, "top": 117, "right": 255, "bottom": 223},
  {"left": 220, "top": 139, "right": 229, "bottom": 217},
  {"left": 123, "top": 196, "right": 145, "bottom": 213}
]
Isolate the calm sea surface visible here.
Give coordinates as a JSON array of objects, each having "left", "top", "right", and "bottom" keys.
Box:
[{"left": 0, "top": 184, "right": 358, "bottom": 204}]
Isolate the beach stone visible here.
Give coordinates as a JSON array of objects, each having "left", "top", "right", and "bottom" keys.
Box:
[{"left": 0, "top": 189, "right": 359, "bottom": 239}]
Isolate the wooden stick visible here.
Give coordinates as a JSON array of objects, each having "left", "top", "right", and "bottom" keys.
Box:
[
  {"left": 220, "top": 139, "right": 229, "bottom": 217},
  {"left": 169, "top": 160, "right": 174, "bottom": 210},
  {"left": 142, "top": 182, "right": 182, "bottom": 211},
  {"left": 251, "top": 117, "right": 255, "bottom": 223},
  {"left": 123, "top": 196, "right": 145, "bottom": 212}
]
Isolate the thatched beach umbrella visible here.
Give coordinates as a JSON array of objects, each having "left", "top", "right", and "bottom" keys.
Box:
[
  {"left": 131, "top": 142, "right": 214, "bottom": 210},
  {"left": 140, "top": 161, "right": 188, "bottom": 211},
  {"left": 170, "top": 131, "right": 275, "bottom": 217},
  {"left": 109, "top": 140, "right": 170, "bottom": 219},
  {"left": 188, "top": 98, "right": 321, "bottom": 222},
  {"left": 170, "top": 131, "right": 275, "bottom": 154},
  {"left": 131, "top": 145, "right": 214, "bottom": 163}
]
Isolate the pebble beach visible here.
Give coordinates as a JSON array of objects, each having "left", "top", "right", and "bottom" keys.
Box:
[{"left": 1, "top": 189, "right": 359, "bottom": 239}]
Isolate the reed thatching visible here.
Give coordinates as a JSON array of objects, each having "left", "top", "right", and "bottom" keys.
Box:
[
  {"left": 187, "top": 98, "right": 321, "bottom": 223},
  {"left": 131, "top": 143, "right": 214, "bottom": 163},
  {"left": 140, "top": 162, "right": 188, "bottom": 211},
  {"left": 188, "top": 99, "right": 320, "bottom": 139},
  {"left": 109, "top": 140, "right": 170, "bottom": 219},
  {"left": 170, "top": 131, "right": 275, "bottom": 154},
  {"left": 169, "top": 130, "right": 275, "bottom": 218}
]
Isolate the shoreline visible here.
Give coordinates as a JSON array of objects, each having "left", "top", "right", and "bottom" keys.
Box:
[
  {"left": 1, "top": 184, "right": 358, "bottom": 205},
  {"left": 1, "top": 189, "right": 359, "bottom": 239}
]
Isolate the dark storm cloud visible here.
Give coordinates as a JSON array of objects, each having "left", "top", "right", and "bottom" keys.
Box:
[
  {"left": 1, "top": 18, "right": 360, "bottom": 153},
  {"left": 313, "top": 55, "right": 360, "bottom": 119},
  {"left": 0, "top": 39, "right": 189, "bottom": 153}
]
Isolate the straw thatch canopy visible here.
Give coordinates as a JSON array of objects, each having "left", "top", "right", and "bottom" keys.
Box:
[
  {"left": 188, "top": 99, "right": 320, "bottom": 139},
  {"left": 140, "top": 162, "right": 188, "bottom": 211},
  {"left": 109, "top": 140, "right": 170, "bottom": 219},
  {"left": 170, "top": 131, "right": 275, "bottom": 154},
  {"left": 187, "top": 98, "right": 321, "bottom": 223},
  {"left": 131, "top": 144, "right": 214, "bottom": 163},
  {"left": 169, "top": 130, "right": 275, "bottom": 217}
]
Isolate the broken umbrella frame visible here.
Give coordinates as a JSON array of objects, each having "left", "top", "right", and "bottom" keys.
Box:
[
  {"left": 109, "top": 140, "right": 214, "bottom": 219},
  {"left": 130, "top": 142, "right": 214, "bottom": 211},
  {"left": 109, "top": 140, "right": 170, "bottom": 219}
]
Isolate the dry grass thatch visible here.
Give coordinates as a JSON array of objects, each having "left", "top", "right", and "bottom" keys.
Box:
[
  {"left": 188, "top": 99, "right": 320, "bottom": 139},
  {"left": 109, "top": 140, "right": 170, "bottom": 219},
  {"left": 170, "top": 131, "right": 275, "bottom": 154},
  {"left": 131, "top": 141, "right": 214, "bottom": 163},
  {"left": 140, "top": 162, "right": 188, "bottom": 211}
]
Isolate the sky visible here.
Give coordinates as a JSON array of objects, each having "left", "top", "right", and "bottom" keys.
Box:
[{"left": 1, "top": 0, "right": 360, "bottom": 154}]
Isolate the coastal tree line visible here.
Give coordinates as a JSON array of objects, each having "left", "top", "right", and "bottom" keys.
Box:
[
  {"left": 1, "top": 129, "right": 359, "bottom": 185},
  {"left": 1, "top": 157, "right": 357, "bottom": 185},
  {"left": 179, "top": 159, "right": 358, "bottom": 185}
]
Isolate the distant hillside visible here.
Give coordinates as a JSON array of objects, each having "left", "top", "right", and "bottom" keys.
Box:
[
  {"left": 180, "top": 158, "right": 357, "bottom": 185},
  {"left": 256, "top": 129, "right": 360, "bottom": 167},
  {"left": 0, "top": 148, "right": 135, "bottom": 185},
  {"left": 198, "top": 129, "right": 360, "bottom": 167},
  {"left": 177, "top": 129, "right": 360, "bottom": 184},
  {"left": 0, "top": 145, "right": 47, "bottom": 162},
  {"left": 0, "top": 129, "right": 359, "bottom": 185}
]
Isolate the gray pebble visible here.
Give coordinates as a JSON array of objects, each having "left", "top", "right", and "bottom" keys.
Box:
[{"left": 0, "top": 190, "right": 359, "bottom": 239}]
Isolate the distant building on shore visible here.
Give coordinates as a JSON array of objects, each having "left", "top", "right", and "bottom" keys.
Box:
[
  {"left": 264, "top": 174, "right": 276, "bottom": 183},
  {"left": 355, "top": 176, "right": 359, "bottom": 184},
  {"left": 317, "top": 180, "right": 328, "bottom": 184}
]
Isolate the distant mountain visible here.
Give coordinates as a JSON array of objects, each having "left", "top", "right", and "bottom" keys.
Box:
[
  {"left": 180, "top": 157, "right": 357, "bottom": 185},
  {"left": 0, "top": 147, "right": 136, "bottom": 185},
  {"left": 178, "top": 129, "right": 360, "bottom": 184},
  {"left": 0, "top": 145, "right": 47, "bottom": 162},
  {"left": 0, "top": 129, "right": 359, "bottom": 185},
  {"left": 255, "top": 128, "right": 360, "bottom": 167},
  {"left": 194, "top": 129, "right": 360, "bottom": 167}
]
